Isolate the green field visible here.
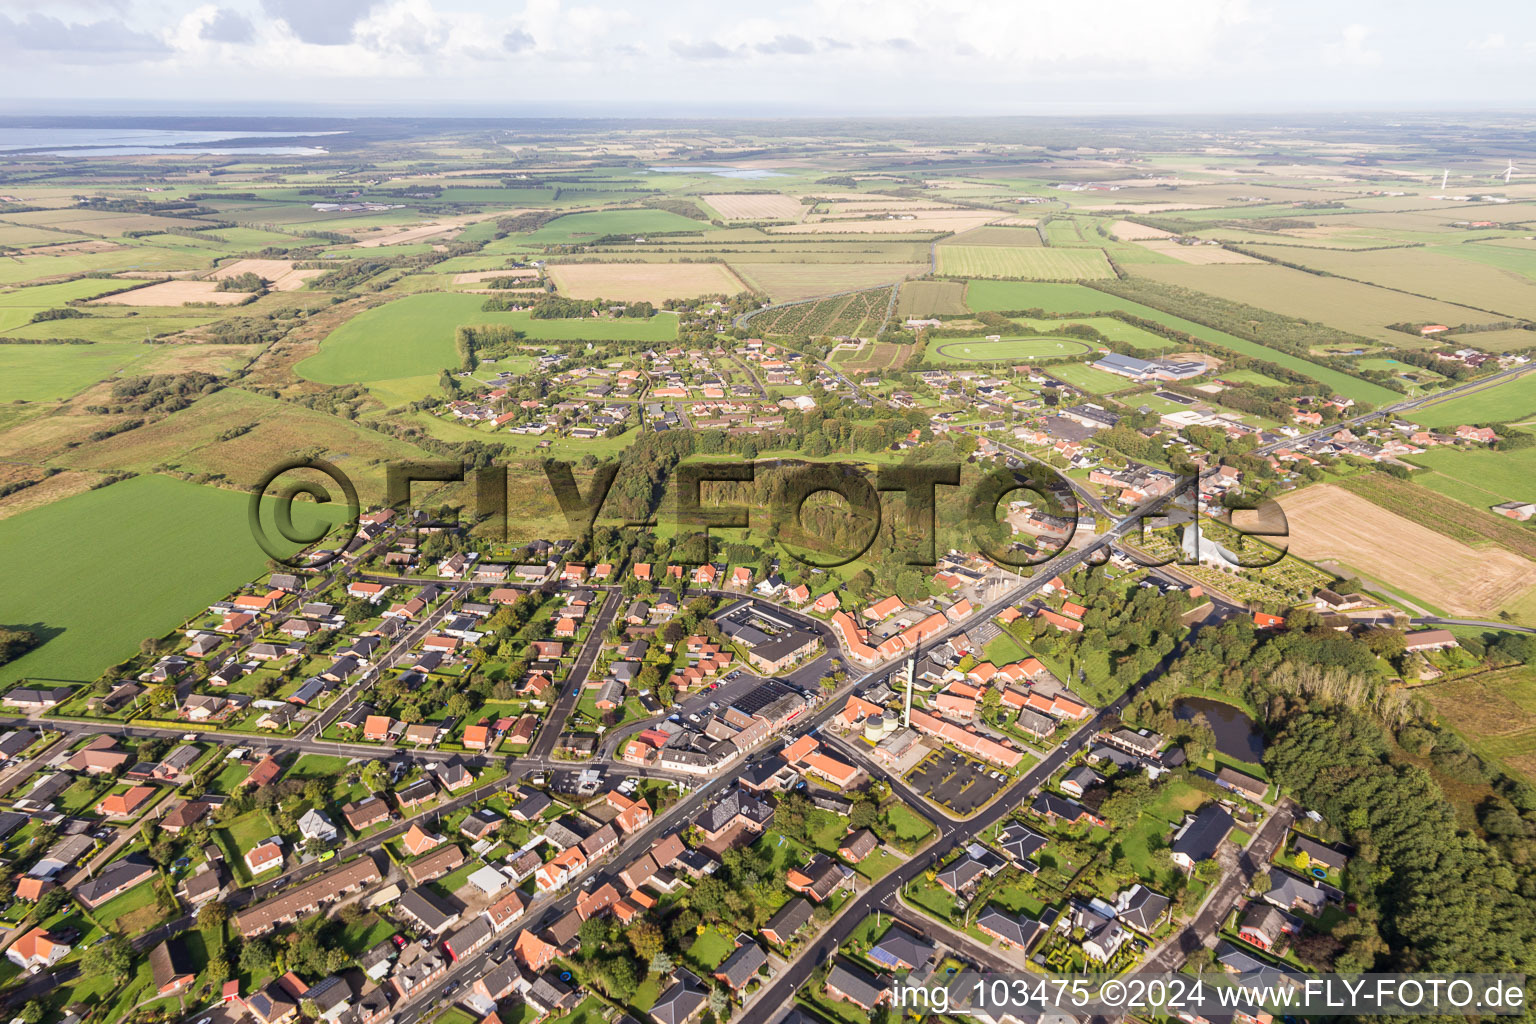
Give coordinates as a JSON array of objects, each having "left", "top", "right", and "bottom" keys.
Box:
[
  {"left": 1407, "top": 445, "right": 1536, "bottom": 508},
  {"left": 937, "top": 246, "right": 1113, "bottom": 280},
  {"left": 1410, "top": 372, "right": 1536, "bottom": 426},
  {"left": 297, "top": 292, "right": 678, "bottom": 385},
  {"left": 926, "top": 337, "right": 1095, "bottom": 364},
  {"left": 0, "top": 475, "right": 340, "bottom": 686},
  {"left": 5, "top": 313, "right": 221, "bottom": 343},
  {"left": 963, "top": 281, "right": 1121, "bottom": 314},
  {"left": 491, "top": 209, "right": 715, "bottom": 247},
  {"left": 1011, "top": 316, "right": 1177, "bottom": 351},
  {"left": 1046, "top": 361, "right": 1138, "bottom": 394},
  {"left": 897, "top": 280, "right": 968, "bottom": 317},
  {"left": 0, "top": 343, "right": 159, "bottom": 402}
]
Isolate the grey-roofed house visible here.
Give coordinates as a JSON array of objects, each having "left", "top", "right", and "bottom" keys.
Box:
[
  {"left": 866, "top": 926, "right": 936, "bottom": 971},
  {"left": 1170, "top": 804, "right": 1234, "bottom": 870},
  {"left": 712, "top": 935, "right": 767, "bottom": 993},
  {"left": 73, "top": 855, "right": 156, "bottom": 908},
  {"left": 650, "top": 969, "right": 709, "bottom": 1024},
  {"left": 1060, "top": 764, "right": 1106, "bottom": 797},
  {"left": 976, "top": 906, "right": 1047, "bottom": 950},
  {"left": 1264, "top": 873, "right": 1328, "bottom": 916},
  {"left": 936, "top": 853, "right": 989, "bottom": 895},
  {"left": 994, "top": 823, "right": 1047, "bottom": 868},
  {"left": 762, "top": 897, "right": 814, "bottom": 946},
  {"left": 825, "top": 959, "right": 890, "bottom": 1010},
  {"left": 1292, "top": 834, "right": 1348, "bottom": 872},
  {"left": 1115, "top": 884, "right": 1170, "bottom": 934},
  {"left": 394, "top": 888, "right": 460, "bottom": 934}
]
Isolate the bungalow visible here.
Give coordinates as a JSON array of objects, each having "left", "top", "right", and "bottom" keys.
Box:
[
  {"left": 347, "top": 582, "right": 387, "bottom": 602},
  {"left": 342, "top": 796, "right": 390, "bottom": 832},
  {"left": 1239, "top": 904, "right": 1299, "bottom": 953},
  {"left": 650, "top": 970, "right": 709, "bottom": 1024},
  {"left": 787, "top": 854, "right": 853, "bottom": 903},
  {"left": 1215, "top": 766, "right": 1267, "bottom": 802},
  {"left": 1169, "top": 804, "right": 1234, "bottom": 870},
  {"left": 714, "top": 935, "right": 768, "bottom": 994},
  {"left": 977, "top": 905, "right": 1047, "bottom": 950},
  {"left": 99, "top": 785, "right": 157, "bottom": 818},
  {"left": 762, "top": 897, "right": 814, "bottom": 947},
  {"left": 825, "top": 960, "right": 889, "bottom": 1011}
]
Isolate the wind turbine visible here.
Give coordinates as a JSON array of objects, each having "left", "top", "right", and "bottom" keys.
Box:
[
  {"left": 1504, "top": 160, "right": 1519, "bottom": 184},
  {"left": 1440, "top": 169, "right": 1449, "bottom": 192}
]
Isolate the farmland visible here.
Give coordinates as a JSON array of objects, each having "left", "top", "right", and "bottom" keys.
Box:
[
  {"left": 897, "top": 280, "right": 968, "bottom": 317},
  {"left": 0, "top": 475, "right": 341, "bottom": 686},
  {"left": 0, "top": 343, "right": 160, "bottom": 402},
  {"left": 1410, "top": 371, "right": 1536, "bottom": 426},
  {"left": 745, "top": 286, "right": 894, "bottom": 338},
  {"left": 702, "top": 193, "right": 806, "bottom": 220},
  {"left": 936, "top": 245, "right": 1115, "bottom": 280},
  {"left": 544, "top": 262, "right": 746, "bottom": 303},
  {"left": 1279, "top": 484, "right": 1536, "bottom": 618},
  {"left": 1422, "top": 665, "right": 1536, "bottom": 782}
]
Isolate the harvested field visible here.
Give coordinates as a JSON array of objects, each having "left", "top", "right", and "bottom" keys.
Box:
[
  {"left": 769, "top": 212, "right": 996, "bottom": 234},
  {"left": 354, "top": 210, "right": 522, "bottom": 248},
  {"left": 452, "top": 269, "right": 541, "bottom": 284},
  {"left": 1278, "top": 484, "right": 1536, "bottom": 617},
  {"left": 1132, "top": 239, "right": 1262, "bottom": 264},
  {"left": 544, "top": 262, "right": 746, "bottom": 303},
  {"left": 702, "top": 194, "right": 805, "bottom": 220},
  {"left": 1112, "top": 220, "right": 1174, "bottom": 240},
  {"left": 90, "top": 280, "right": 254, "bottom": 306},
  {"left": 207, "top": 259, "right": 325, "bottom": 292},
  {"left": 897, "top": 281, "right": 968, "bottom": 318}
]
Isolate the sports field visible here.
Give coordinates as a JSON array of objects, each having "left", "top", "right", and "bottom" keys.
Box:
[
  {"left": 925, "top": 337, "right": 1094, "bottom": 364},
  {"left": 1044, "top": 361, "right": 1139, "bottom": 394},
  {"left": 937, "top": 245, "right": 1114, "bottom": 280},
  {"left": 0, "top": 475, "right": 344, "bottom": 686}
]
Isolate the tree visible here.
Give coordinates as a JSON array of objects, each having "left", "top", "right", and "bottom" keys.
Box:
[
  {"left": 16, "top": 1001, "right": 43, "bottom": 1024},
  {"left": 362, "top": 760, "right": 389, "bottom": 792},
  {"left": 83, "top": 936, "right": 133, "bottom": 981},
  {"left": 649, "top": 950, "right": 675, "bottom": 976},
  {"left": 626, "top": 918, "right": 664, "bottom": 963},
  {"left": 198, "top": 900, "right": 230, "bottom": 932}
]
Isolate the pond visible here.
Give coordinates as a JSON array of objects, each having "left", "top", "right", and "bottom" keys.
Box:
[{"left": 1173, "top": 696, "right": 1264, "bottom": 763}]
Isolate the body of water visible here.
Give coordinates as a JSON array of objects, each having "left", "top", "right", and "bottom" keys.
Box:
[
  {"left": 0, "top": 128, "right": 343, "bottom": 157},
  {"left": 1173, "top": 695, "right": 1264, "bottom": 762},
  {"left": 647, "top": 165, "right": 785, "bottom": 179}
]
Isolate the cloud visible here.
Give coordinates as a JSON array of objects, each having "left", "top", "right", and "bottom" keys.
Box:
[
  {"left": 669, "top": 39, "right": 737, "bottom": 60},
  {"left": 754, "top": 34, "right": 813, "bottom": 55},
  {"left": 0, "top": 12, "right": 169, "bottom": 60},
  {"left": 503, "top": 27, "right": 534, "bottom": 52},
  {"left": 884, "top": 37, "right": 917, "bottom": 52},
  {"left": 1469, "top": 32, "right": 1506, "bottom": 50},
  {"left": 261, "top": 0, "right": 379, "bottom": 45},
  {"left": 201, "top": 8, "right": 256, "bottom": 43},
  {"left": 1324, "top": 24, "right": 1382, "bottom": 67}
]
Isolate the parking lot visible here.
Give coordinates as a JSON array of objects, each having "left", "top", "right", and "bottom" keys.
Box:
[{"left": 905, "top": 749, "right": 1006, "bottom": 814}]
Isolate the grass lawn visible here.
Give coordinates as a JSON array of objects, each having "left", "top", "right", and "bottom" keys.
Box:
[
  {"left": 215, "top": 809, "right": 282, "bottom": 884},
  {"left": 1045, "top": 361, "right": 1138, "bottom": 395},
  {"left": 93, "top": 877, "right": 167, "bottom": 935},
  {"left": 983, "top": 632, "right": 1028, "bottom": 666},
  {"left": 686, "top": 926, "right": 738, "bottom": 971},
  {"left": 924, "top": 336, "right": 1094, "bottom": 364},
  {"left": 546, "top": 994, "right": 609, "bottom": 1024},
  {"left": 883, "top": 803, "right": 935, "bottom": 844},
  {"left": 0, "top": 475, "right": 329, "bottom": 687},
  {"left": 852, "top": 847, "right": 902, "bottom": 881}
]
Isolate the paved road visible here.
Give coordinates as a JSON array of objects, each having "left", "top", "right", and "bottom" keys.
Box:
[
  {"left": 1411, "top": 616, "right": 1536, "bottom": 635},
  {"left": 531, "top": 589, "right": 621, "bottom": 759},
  {"left": 737, "top": 668, "right": 1152, "bottom": 1024},
  {"left": 1140, "top": 802, "right": 1295, "bottom": 972}
]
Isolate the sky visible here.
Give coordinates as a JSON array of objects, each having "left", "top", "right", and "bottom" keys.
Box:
[{"left": 0, "top": 0, "right": 1533, "bottom": 115}]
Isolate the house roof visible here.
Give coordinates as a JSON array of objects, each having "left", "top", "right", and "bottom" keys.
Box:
[
  {"left": 826, "top": 960, "right": 887, "bottom": 1007},
  {"left": 1171, "top": 803, "right": 1234, "bottom": 863}
]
